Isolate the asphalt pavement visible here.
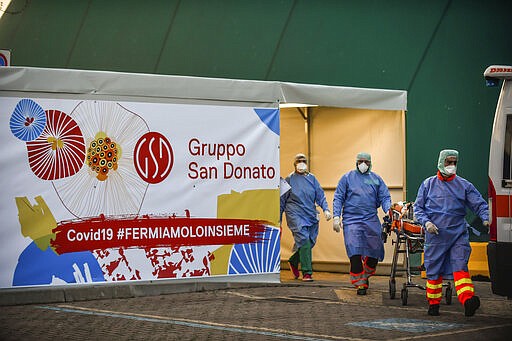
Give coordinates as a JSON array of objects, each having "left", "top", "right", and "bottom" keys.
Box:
[{"left": 1, "top": 271, "right": 511, "bottom": 340}]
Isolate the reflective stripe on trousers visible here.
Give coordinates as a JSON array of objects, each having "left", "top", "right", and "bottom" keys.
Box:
[
  {"left": 426, "top": 276, "right": 443, "bottom": 305},
  {"left": 454, "top": 270, "right": 474, "bottom": 304},
  {"left": 350, "top": 271, "right": 367, "bottom": 288},
  {"left": 362, "top": 257, "right": 376, "bottom": 282}
]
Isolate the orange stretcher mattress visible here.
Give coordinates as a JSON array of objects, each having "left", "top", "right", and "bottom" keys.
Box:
[
  {"left": 401, "top": 221, "right": 423, "bottom": 234},
  {"left": 389, "top": 202, "right": 423, "bottom": 235},
  {"left": 391, "top": 219, "right": 423, "bottom": 234}
]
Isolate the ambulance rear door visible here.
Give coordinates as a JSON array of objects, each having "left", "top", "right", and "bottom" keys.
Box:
[{"left": 485, "top": 65, "right": 512, "bottom": 298}]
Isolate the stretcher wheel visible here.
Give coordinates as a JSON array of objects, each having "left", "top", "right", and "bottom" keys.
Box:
[
  {"left": 401, "top": 285, "right": 408, "bottom": 305},
  {"left": 389, "top": 279, "right": 396, "bottom": 299},
  {"left": 445, "top": 282, "right": 453, "bottom": 305}
]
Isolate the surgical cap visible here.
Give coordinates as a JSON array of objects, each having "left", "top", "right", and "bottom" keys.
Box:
[
  {"left": 437, "top": 149, "right": 458, "bottom": 174},
  {"left": 356, "top": 152, "right": 371, "bottom": 161},
  {"left": 294, "top": 153, "right": 307, "bottom": 165}
]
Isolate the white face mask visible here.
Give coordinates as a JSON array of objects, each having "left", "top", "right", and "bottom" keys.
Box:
[
  {"left": 296, "top": 162, "right": 307, "bottom": 173},
  {"left": 444, "top": 165, "right": 456, "bottom": 175},
  {"left": 357, "top": 162, "right": 369, "bottom": 173}
]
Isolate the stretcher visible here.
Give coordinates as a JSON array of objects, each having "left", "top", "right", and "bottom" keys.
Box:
[{"left": 382, "top": 202, "right": 453, "bottom": 305}]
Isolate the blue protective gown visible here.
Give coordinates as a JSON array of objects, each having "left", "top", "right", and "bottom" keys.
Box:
[
  {"left": 333, "top": 170, "right": 391, "bottom": 261},
  {"left": 280, "top": 172, "right": 329, "bottom": 251},
  {"left": 414, "top": 173, "right": 489, "bottom": 280}
]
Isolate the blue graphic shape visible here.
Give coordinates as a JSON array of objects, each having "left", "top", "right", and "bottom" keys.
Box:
[
  {"left": 348, "top": 318, "right": 463, "bottom": 333},
  {"left": 228, "top": 227, "right": 280, "bottom": 274},
  {"left": 253, "top": 108, "right": 280, "bottom": 136},
  {"left": 12, "top": 242, "right": 105, "bottom": 286},
  {"left": 10, "top": 99, "right": 47, "bottom": 141}
]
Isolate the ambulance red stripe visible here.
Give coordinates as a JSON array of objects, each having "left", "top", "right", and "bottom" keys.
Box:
[{"left": 495, "top": 194, "right": 511, "bottom": 218}]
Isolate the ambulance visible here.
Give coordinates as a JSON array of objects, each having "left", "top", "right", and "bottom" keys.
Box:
[{"left": 484, "top": 65, "right": 512, "bottom": 298}]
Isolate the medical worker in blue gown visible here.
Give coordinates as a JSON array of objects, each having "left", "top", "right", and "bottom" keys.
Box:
[
  {"left": 414, "top": 149, "right": 489, "bottom": 317},
  {"left": 280, "top": 153, "right": 332, "bottom": 282},
  {"left": 332, "top": 152, "right": 391, "bottom": 295}
]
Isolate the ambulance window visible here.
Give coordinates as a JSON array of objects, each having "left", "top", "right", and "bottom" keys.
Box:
[{"left": 504, "top": 115, "right": 512, "bottom": 182}]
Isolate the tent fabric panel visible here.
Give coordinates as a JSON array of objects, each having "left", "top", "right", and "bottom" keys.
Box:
[
  {"left": 0, "top": 67, "right": 281, "bottom": 105},
  {"left": 279, "top": 107, "right": 405, "bottom": 266},
  {"left": 0, "top": 67, "right": 407, "bottom": 110},
  {"left": 311, "top": 107, "right": 404, "bottom": 188},
  {"left": 279, "top": 82, "right": 407, "bottom": 111}
]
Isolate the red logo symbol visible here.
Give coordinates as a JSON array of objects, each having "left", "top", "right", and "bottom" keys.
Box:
[{"left": 134, "top": 132, "right": 173, "bottom": 184}]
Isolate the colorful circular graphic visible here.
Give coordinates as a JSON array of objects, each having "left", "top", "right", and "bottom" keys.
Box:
[
  {"left": 87, "top": 136, "right": 120, "bottom": 181},
  {"left": 228, "top": 227, "right": 280, "bottom": 274},
  {"left": 52, "top": 101, "right": 149, "bottom": 218},
  {"left": 10, "top": 99, "right": 47, "bottom": 142},
  {"left": 0, "top": 53, "right": 8, "bottom": 66},
  {"left": 26, "top": 110, "right": 86, "bottom": 180}
]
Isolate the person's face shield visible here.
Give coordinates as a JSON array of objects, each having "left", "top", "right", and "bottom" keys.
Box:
[
  {"left": 355, "top": 152, "right": 372, "bottom": 173},
  {"left": 442, "top": 156, "right": 458, "bottom": 175},
  {"left": 356, "top": 159, "right": 371, "bottom": 173},
  {"left": 437, "top": 149, "right": 459, "bottom": 175},
  {"left": 444, "top": 157, "right": 457, "bottom": 166},
  {"left": 294, "top": 157, "right": 308, "bottom": 174}
]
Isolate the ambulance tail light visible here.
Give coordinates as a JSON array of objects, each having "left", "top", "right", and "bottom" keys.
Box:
[{"left": 488, "top": 176, "right": 497, "bottom": 242}]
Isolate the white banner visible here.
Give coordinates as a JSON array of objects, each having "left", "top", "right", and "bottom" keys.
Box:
[
  {"left": 0, "top": 49, "right": 10, "bottom": 67},
  {"left": 0, "top": 97, "right": 281, "bottom": 288}
]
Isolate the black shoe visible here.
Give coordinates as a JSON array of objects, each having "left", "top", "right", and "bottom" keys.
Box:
[
  {"left": 428, "top": 304, "right": 440, "bottom": 316},
  {"left": 357, "top": 286, "right": 367, "bottom": 295},
  {"left": 464, "top": 296, "right": 480, "bottom": 317}
]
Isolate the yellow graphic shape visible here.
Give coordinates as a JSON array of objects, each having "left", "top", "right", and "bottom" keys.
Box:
[
  {"left": 87, "top": 132, "right": 121, "bottom": 181},
  {"left": 217, "top": 188, "right": 279, "bottom": 224},
  {"left": 15, "top": 196, "right": 57, "bottom": 251},
  {"left": 210, "top": 245, "right": 233, "bottom": 276},
  {"left": 47, "top": 136, "right": 64, "bottom": 150},
  {"left": 210, "top": 188, "right": 280, "bottom": 275}
]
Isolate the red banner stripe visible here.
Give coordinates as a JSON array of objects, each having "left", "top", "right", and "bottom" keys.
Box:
[{"left": 50, "top": 216, "right": 269, "bottom": 255}]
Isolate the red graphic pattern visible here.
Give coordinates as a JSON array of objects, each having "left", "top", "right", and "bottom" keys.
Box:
[
  {"left": 26, "top": 110, "right": 86, "bottom": 180},
  {"left": 134, "top": 132, "right": 173, "bottom": 184},
  {"left": 92, "top": 246, "right": 215, "bottom": 281}
]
